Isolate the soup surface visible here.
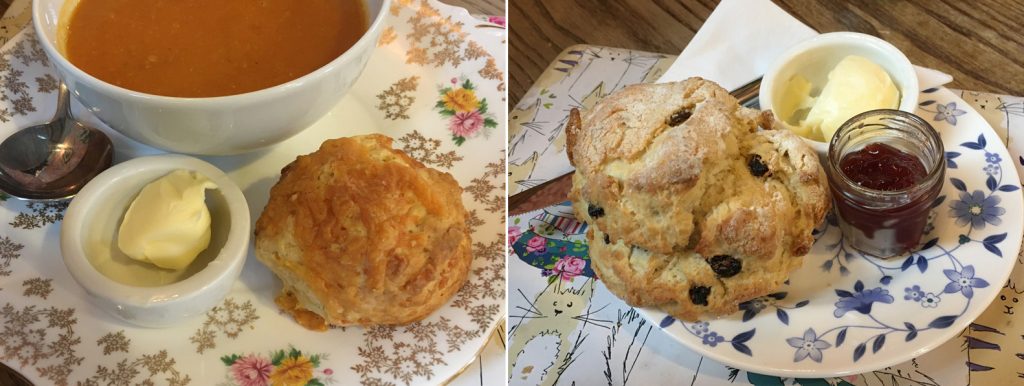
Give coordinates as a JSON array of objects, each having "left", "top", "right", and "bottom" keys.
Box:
[{"left": 64, "top": 0, "right": 368, "bottom": 98}]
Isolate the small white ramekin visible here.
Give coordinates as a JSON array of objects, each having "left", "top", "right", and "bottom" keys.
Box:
[
  {"left": 60, "top": 154, "right": 249, "bottom": 327},
  {"left": 759, "top": 32, "right": 919, "bottom": 155}
]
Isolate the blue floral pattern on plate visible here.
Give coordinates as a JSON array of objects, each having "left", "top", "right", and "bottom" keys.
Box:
[{"left": 643, "top": 87, "right": 1024, "bottom": 377}]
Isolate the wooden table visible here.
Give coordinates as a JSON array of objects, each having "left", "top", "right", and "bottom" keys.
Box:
[
  {"left": 0, "top": 1, "right": 504, "bottom": 385},
  {"left": 510, "top": 0, "right": 1024, "bottom": 108}
]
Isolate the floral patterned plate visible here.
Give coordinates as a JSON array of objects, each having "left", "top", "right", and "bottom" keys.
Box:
[
  {"left": 0, "top": 1, "right": 505, "bottom": 385},
  {"left": 645, "top": 87, "right": 1024, "bottom": 377}
]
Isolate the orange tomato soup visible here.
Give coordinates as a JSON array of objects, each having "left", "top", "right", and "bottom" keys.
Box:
[{"left": 64, "top": 0, "right": 368, "bottom": 98}]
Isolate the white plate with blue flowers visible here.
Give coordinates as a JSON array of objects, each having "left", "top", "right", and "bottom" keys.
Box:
[{"left": 644, "top": 86, "right": 1024, "bottom": 377}]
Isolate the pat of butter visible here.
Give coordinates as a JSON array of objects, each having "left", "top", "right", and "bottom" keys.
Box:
[
  {"left": 787, "top": 55, "right": 900, "bottom": 142},
  {"left": 778, "top": 75, "right": 818, "bottom": 139},
  {"left": 117, "top": 170, "right": 217, "bottom": 270}
]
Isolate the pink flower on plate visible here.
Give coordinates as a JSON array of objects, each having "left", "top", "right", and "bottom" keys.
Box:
[
  {"left": 554, "top": 256, "right": 586, "bottom": 281},
  {"left": 449, "top": 110, "right": 484, "bottom": 137},
  {"left": 230, "top": 354, "right": 273, "bottom": 386},
  {"left": 508, "top": 226, "right": 523, "bottom": 246},
  {"left": 526, "top": 235, "right": 547, "bottom": 254},
  {"left": 487, "top": 16, "right": 506, "bottom": 28},
  {"left": 451, "top": 77, "right": 458, "bottom": 84}
]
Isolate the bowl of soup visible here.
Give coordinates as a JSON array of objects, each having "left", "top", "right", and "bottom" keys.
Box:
[{"left": 32, "top": 0, "right": 390, "bottom": 155}]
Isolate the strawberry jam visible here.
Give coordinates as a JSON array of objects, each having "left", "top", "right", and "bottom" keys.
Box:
[
  {"left": 826, "top": 110, "right": 945, "bottom": 259},
  {"left": 839, "top": 143, "right": 927, "bottom": 191}
]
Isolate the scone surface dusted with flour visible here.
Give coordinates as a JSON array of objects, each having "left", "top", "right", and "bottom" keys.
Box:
[
  {"left": 255, "top": 134, "right": 472, "bottom": 329},
  {"left": 567, "top": 78, "right": 829, "bottom": 321}
]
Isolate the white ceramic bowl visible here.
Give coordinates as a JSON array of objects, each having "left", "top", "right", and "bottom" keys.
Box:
[
  {"left": 32, "top": 0, "right": 391, "bottom": 155},
  {"left": 60, "top": 155, "right": 249, "bottom": 327},
  {"left": 759, "top": 32, "right": 919, "bottom": 155}
]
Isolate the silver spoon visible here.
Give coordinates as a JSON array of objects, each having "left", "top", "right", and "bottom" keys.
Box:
[{"left": 0, "top": 81, "right": 113, "bottom": 201}]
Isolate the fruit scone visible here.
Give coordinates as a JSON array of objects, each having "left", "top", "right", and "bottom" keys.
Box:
[{"left": 566, "top": 77, "right": 830, "bottom": 321}]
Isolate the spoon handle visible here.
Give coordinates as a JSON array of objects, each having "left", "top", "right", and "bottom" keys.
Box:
[
  {"left": 54, "top": 80, "right": 71, "bottom": 121},
  {"left": 50, "top": 81, "right": 91, "bottom": 148}
]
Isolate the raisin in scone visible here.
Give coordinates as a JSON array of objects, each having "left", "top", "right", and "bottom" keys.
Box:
[{"left": 567, "top": 78, "right": 829, "bottom": 321}]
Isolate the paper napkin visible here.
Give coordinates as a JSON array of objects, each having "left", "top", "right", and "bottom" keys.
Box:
[{"left": 658, "top": 0, "right": 952, "bottom": 91}]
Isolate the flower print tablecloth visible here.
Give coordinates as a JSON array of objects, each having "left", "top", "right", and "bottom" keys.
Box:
[{"left": 508, "top": 45, "right": 1024, "bottom": 385}]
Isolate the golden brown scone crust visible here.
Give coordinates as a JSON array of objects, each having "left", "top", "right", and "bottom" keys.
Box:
[
  {"left": 568, "top": 78, "right": 829, "bottom": 321},
  {"left": 255, "top": 134, "right": 472, "bottom": 328}
]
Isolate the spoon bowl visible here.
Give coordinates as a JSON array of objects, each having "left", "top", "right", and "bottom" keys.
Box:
[{"left": 0, "top": 81, "right": 113, "bottom": 201}]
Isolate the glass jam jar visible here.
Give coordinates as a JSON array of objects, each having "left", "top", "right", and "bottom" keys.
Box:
[{"left": 826, "top": 109, "right": 945, "bottom": 259}]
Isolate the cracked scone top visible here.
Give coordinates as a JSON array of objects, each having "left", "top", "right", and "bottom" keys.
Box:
[
  {"left": 254, "top": 134, "right": 472, "bottom": 329},
  {"left": 567, "top": 78, "right": 830, "bottom": 321}
]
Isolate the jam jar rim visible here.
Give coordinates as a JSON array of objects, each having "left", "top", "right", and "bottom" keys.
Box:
[{"left": 827, "top": 108, "right": 945, "bottom": 198}]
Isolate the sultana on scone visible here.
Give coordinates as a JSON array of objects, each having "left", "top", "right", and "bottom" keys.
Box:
[
  {"left": 567, "top": 77, "right": 830, "bottom": 321},
  {"left": 254, "top": 134, "right": 472, "bottom": 330}
]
